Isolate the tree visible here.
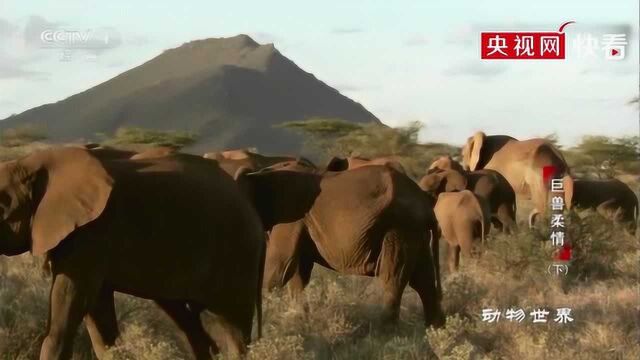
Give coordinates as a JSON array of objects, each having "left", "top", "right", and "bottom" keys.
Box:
[
  {"left": 276, "top": 118, "right": 363, "bottom": 156},
  {"left": 543, "top": 133, "right": 562, "bottom": 150},
  {"left": 102, "top": 127, "right": 198, "bottom": 149},
  {"left": 278, "top": 118, "right": 460, "bottom": 178},
  {"left": 570, "top": 135, "right": 639, "bottom": 177}
]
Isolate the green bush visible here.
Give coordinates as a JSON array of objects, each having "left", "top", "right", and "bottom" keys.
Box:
[{"left": 104, "top": 127, "right": 198, "bottom": 148}]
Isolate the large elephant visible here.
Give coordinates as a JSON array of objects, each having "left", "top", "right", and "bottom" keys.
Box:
[
  {"left": 325, "top": 156, "right": 407, "bottom": 174},
  {"left": 434, "top": 190, "right": 491, "bottom": 272},
  {"left": 0, "top": 147, "right": 266, "bottom": 359},
  {"left": 235, "top": 160, "right": 445, "bottom": 327},
  {"left": 461, "top": 131, "right": 573, "bottom": 226},
  {"left": 572, "top": 179, "right": 638, "bottom": 234}
]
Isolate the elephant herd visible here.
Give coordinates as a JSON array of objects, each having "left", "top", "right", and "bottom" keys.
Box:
[{"left": 0, "top": 132, "right": 637, "bottom": 360}]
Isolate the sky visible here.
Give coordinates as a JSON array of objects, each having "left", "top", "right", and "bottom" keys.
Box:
[{"left": 0, "top": 0, "right": 638, "bottom": 147}]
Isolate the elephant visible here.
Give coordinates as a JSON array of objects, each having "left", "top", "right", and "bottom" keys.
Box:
[
  {"left": 461, "top": 131, "right": 573, "bottom": 227},
  {"left": 467, "top": 170, "right": 518, "bottom": 233},
  {"left": 325, "top": 156, "right": 407, "bottom": 174},
  {"left": 420, "top": 167, "right": 517, "bottom": 234},
  {"left": 0, "top": 147, "right": 266, "bottom": 359},
  {"left": 572, "top": 178, "right": 638, "bottom": 234},
  {"left": 234, "top": 160, "right": 445, "bottom": 328},
  {"left": 419, "top": 169, "right": 467, "bottom": 195},
  {"left": 204, "top": 149, "right": 316, "bottom": 176},
  {"left": 434, "top": 190, "right": 491, "bottom": 272},
  {"left": 427, "top": 155, "right": 465, "bottom": 174}
]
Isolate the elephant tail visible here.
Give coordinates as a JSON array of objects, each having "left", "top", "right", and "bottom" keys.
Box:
[
  {"left": 423, "top": 191, "right": 442, "bottom": 301},
  {"left": 431, "top": 227, "right": 442, "bottom": 301},
  {"left": 256, "top": 238, "right": 266, "bottom": 339}
]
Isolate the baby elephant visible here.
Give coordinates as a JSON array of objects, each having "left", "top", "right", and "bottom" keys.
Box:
[
  {"left": 435, "top": 190, "right": 491, "bottom": 272},
  {"left": 571, "top": 179, "right": 638, "bottom": 234},
  {"left": 419, "top": 168, "right": 517, "bottom": 234}
]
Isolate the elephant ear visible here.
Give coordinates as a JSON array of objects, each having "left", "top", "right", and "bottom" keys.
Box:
[
  {"left": 420, "top": 172, "right": 448, "bottom": 195},
  {"left": 468, "top": 132, "right": 486, "bottom": 171},
  {"left": 325, "top": 157, "right": 349, "bottom": 172},
  {"left": 24, "top": 148, "right": 114, "bottom": 256},
  {"left": 444, "top": 170, "right": 468, "bottom": 192},
  {"left": 234, "top": 166, "right": 256, "bottom": 200},
  {"left": 235, "top": 168, "right": 321, "bottom": 230},
  {"left": 563, "top": 175, "right": 574, "bottom": 210}
]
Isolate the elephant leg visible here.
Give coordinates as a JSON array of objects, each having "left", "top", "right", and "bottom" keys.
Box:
[
  {"left": 264, "top": 221, "right": 305, "bottom": 290},
  {"left": 155, "top": 300, "right": 217, "bottom": 359},
  {"left": 287, "top": 230, "right": 316, "bottom": 296},
  {"left": 287, "top": 259, "right": 314, "bottom": 296},
  {"left": 84, "top": 287, "right": 119, "bottom": 359},
  {"left": 377, "top": 230, "right": 410, "bottom": 323},
  {"left": 408, "top": 249, "right": 445, "bottom": 328},
  {"left": 496, "top": 204, "right": 517, "bottom": 234},
  {"left": 455, "top": 220, "right": 474, "bottom": 260},
  {"left": 491, "top": 215, "right": 504, "bottom": 232},
  {"left": 40, "top": 272, "right": 100, "bottom": 360},
  {"left": 446, "top": 243, "right": 458, "bottom": 273},
  {"left": 459, "top": 235, "right": 473, "bottom": 260},
  {"left": 200, "top": 302, "right": 253, "bottom": 356}
]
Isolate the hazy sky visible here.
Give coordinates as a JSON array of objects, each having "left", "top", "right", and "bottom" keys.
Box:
[{"left": 1, "top": 1, "right": 638, "bottom": 146}]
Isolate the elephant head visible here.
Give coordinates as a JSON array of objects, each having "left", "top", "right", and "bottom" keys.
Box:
[
  {"left": 461, "top": 132, "right": 573, "bottom": 226},
  {"left": 205, "top": 149, "right": 316, "bottom": 176},
  {"left": 461, "top": 132, "right": 516, "bottom": 171},
  {"left": 419, "top": 169, "right": 468, "bottom": 196},
  {"left": 234, "top": 162, "right": 321, "bottom": 230},
  {"left": 0, "top": 147, "right": 113, "bottom": 256},
  {"left": 427, "top": 156, "right": 465, "bottom": 174},
  {"left": 325, "top": 156, "right": 406, "bottom": 174}
]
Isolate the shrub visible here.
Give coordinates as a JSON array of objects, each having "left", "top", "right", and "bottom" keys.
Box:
[
  {"left": 104, "top": 127, "right": 198, "bottom": 149},
  {"left": 0, "top": 125, "right": 47, "bottom": 147}
]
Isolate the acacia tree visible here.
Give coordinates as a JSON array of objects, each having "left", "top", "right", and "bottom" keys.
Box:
[
  {"left": 570, "top": 135, "right": 639, "bottom": 177},
  {"left": 101, "top": 127, "right": 198, "bottom": 150},
  {"left": 277, "top": 118, "right": 458, "bottom": 178}
]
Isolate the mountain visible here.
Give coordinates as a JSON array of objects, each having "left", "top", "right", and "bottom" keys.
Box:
[{"left": 0, "top": 34, "right": 379, "bottom": 154}]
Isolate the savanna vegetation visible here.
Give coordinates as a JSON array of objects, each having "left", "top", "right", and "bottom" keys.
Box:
[{"left": 0, "top": 121, "right": 638, "bottom": 359}]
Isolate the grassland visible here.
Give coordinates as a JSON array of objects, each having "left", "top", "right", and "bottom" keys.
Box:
[{"left": 0, "top": 142, "right": 638, "bottom": 359}]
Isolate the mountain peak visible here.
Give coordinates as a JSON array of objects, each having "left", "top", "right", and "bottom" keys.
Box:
[
  {"left": 0, "top": 34, "right": 379, "bottom": 155},
  {"left": 181, "top": 34, "right": 260, "bottom": 50}
]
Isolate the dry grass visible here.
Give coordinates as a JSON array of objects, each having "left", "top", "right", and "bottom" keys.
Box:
[
  {"left": 1, "top": 209, "right": 637, "bottom": 360},
  {"left": 0, "top": 143, "right": 637, "bottom": 359}
]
